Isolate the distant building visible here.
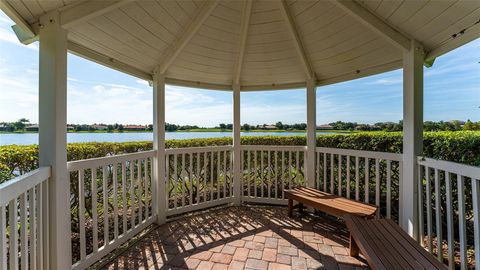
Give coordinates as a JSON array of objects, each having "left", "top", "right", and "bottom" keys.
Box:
[
  {"left": 26, "top": 124, "right": 39, "bottom": 131},
  {"left": 124, "top": 125, "right": 146, "bottom": 131},
  {"left": 316, "top": 124, "right": 333, "bottom": 130},
  {"left": 91, "top": 124, "right": 108, "bottom": 130},
  {"left": 263, "top": 125, "right": 277, "bottom": 130},
  {"left": 67, "top": 125, "right": 75, "bottom": 131}
]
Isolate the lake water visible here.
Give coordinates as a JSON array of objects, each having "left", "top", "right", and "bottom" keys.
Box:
[{"left": 0, "top": 132, "right": 315, "bottom": 146}]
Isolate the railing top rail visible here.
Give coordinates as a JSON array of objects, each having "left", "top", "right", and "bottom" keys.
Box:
[
  {"left": 165, "top": 145, "right": 233, "bottom": 154},
  {"left": 0, "top": 166, "right": 51, "bottom": 205},
  {"left": 241, "top": 145, "right": 307, "bottom": 151},
  {"left": 316, "top": 147, "right": 402, "bottom": 162},
  {"left": 67, "top": 150, "right": 156, "bottom": 172},
  {"left": 417, "top": 156, "right": 480, "bottom": 180}
]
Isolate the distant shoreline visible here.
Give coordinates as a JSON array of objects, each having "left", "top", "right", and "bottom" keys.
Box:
[{"left": 0, "top": 129, "right": 352, "bottom": 134}]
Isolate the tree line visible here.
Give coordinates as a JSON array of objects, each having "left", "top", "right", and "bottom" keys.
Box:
[{"left": 1, "top": 119, "right": 479, "bottom": 132}]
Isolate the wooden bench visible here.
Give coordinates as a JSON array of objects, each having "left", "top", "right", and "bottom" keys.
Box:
[
  {"left": 345, "top": 215, "right": 448, "bottom": 270},
  {"left": 284, "top": 187, "right": 378, "bottom": 219}
]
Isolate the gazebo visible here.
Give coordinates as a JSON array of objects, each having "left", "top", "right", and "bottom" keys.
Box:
[{"left": 0, "top": 0, "right": 479, "bottom": 269}]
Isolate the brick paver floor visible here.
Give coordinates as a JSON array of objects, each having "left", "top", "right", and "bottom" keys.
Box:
[{"left": 102, "top": 205, "right": 369, "bottom": 270}]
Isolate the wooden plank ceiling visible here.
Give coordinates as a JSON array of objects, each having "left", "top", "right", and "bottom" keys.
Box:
[{"left": 5, "top": 0, "right": 480, "bottom": 90}]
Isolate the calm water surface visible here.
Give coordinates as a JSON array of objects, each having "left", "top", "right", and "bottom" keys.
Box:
[{"left": 0, "top": 132, "right": 315, "bottom": 146}]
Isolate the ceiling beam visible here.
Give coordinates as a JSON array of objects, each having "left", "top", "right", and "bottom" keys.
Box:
[
  {"left": 60, "top": 0, "right": 133, "bottom": 28},
  {"left": 278, "top": 0, "right": 315, "bottom": 80},
  {"left": 233, "top": 0, "right": 253, "bottom": 85},
  {"left": 332, "top": 0, "right": 411, "bottom": 51},
  {"left": 157, "top": 0, "right": 220, "bottom": 74}
]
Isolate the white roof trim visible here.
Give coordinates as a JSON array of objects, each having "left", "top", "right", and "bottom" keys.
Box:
[
  {"left": 0, "top": 0, "right": 35, "bottom": 43},
  {"left": 157, "top": 0, "right": 220, "bottom": 74},
  {"left": 279, "top": 0, "right": 315, "bottom": 80},
  {"left": 426, "top": 23, "right": 480, "bottom": 62},
  {"left": 332, "top": 0, "right": 411, "bottom": 51}
]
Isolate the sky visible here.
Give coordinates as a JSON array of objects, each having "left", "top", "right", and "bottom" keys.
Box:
[{"left": 0, "top": 11, "right": 479, "bottom": 127}]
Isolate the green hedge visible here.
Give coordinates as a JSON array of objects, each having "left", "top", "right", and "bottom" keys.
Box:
[{"left": 1, "top": 131, "right": 479, "bottom": 183}]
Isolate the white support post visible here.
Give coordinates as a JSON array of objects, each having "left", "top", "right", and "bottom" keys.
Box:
[
  {"left": 153, "top": 72, "right": 167, "bottom": 224},
  {"left": 38, "top": 11, "right": 71, "bottom": 270},
  {"left": 401, "top": 40, "right": 424, "bottom": 239},
  {"left": 306, "top": 79, "right": 317, "bottom": 188},
  {"left": 233, "top": 83, "right": 242, "bottom": 205}
]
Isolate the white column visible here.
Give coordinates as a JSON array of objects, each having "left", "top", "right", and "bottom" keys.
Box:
[
  {"left": 232, "top": 83, "right": 242, "bottom": 205},
  {"left": 401, "top": 40, "right": 424, "bottom": 239},
  {"left": 38, "top": 11, "right": 71, "bottom": 270},
  {"left": 306, "top": 79, "right": 317, "bottom": 188},
  {"left": 153, "top": 72, "right": 167, "bottom": 224}
]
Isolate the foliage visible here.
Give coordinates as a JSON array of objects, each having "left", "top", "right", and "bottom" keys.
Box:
[{"left": 1, "top": 131, "right": 479, "bottom": 184}]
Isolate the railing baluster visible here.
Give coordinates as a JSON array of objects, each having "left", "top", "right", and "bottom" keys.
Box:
[
  {"left": 386, "top": 161, "right": 391, "bottom": 219},
  {"left": 173, "top": 154, "right": 178, "bottom": 208},
  {"left": 113, "top": 163, "right": 119, "bottom": 239},
  {"left": 190, "top": 153, "right": 193, "bottom": 203},
  {"left": 365, "top": 158, "right": 369, "bottom": 203},
  {"left": 181, "top": 154, "right": 185, "bottom": 206},
  {"left": 210, "top": 152, "right": 214, "bottom": 201},
  {"left": 28, "top": 187, "right": 37, "bottom": 270},
  {"left": 203, "top": 152, "right": 207, "bottom": 202},
  {"left": 446, "top": 172, "right": 454, "bottom": 270},
  {"left": 103, "top": 166, "right": 109, "bottom": 245},
  {"left": 323, "top": 152, "right": 327, "bottom": 192},
  {"left": 144, "top": 158, "right": 149, "bottom": 218},
  {"left": 287, "top": 151, "right": 292, "bottom": 189},
  {"left": 92, "top": 168, "right": 98, "bottom": 252},
  {"left": 223, "top": 150, "right": 227, "bottom": 198},
  {"left": 275, "top": 151, "right": 278, "bottom": 198},
  {"left": 418, "top": 164, "right": 424, "bottom": 245},
  {"left": 346, "top": 155, "right": 350, "bottom": 199},
  {"left": 121, "top": 163, "right": 127, "bottom": 234},
  {"left": 425, "top": 166, "right": 433, "bottom": 252},
  {"left": 472, "top": 177, "right": 480, "bottom": 270},
  {"left": 338, "top": 155, "right": 342, "bottom": 196},
  {"left": 268, "top": 151, "right": 271, "bottom": 198},
  {"left": 137, "top": 160, "right": 143, "bottom": 220},
  {"left": 0, "top": 204, "right": 6, "bottom": 270},
  {"left": 248, "top": 151, "right": 251, "bottom": 197},
  {"left": 355, "top": 156, "right": 359, "bottom": 200},
  {"left": 9, "top": 198, "right": 18, "bottom": 270},
  {"left": 457, "top": 174, "right": 467, "bottom": 270},
  {"left": 196, "top": 152, "right": 200, "bottom": 204},
  {"left": 20, "top": 192, "right": 28, "bottom": 270},
  {"left": 434, "top": 168, "right": 442, "bottom": 261},
  {"left": 38, "top": 182, "right": 45, "bottom": 270},
  {"left": 330, "top": 154, "right": 334, "bottom": 193},
  {"left": 217, "top": 151, "right": 220, "bottom": 200},
  {"left": 79, "top": 169, "right": 86, "bottom": 260},
  {"left": 261, "top": 150, "right": 264, "bottom": 197},
  {"left": 295, "top": 151, "right": 299, "bottom": 186},
  {"left": 130, "top": 161, "right": 135, "bottom": 227}
]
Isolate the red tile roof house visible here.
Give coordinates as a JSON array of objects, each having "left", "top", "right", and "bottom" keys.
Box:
[{"left": 0, "top": 1, "right": 478, "bottom": 270}]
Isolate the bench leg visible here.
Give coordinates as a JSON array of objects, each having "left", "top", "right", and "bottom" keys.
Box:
[
  {"left": 298, "top": 203, "right": 304, "bottom": 215},
  {"left": 288, "top": 199, "right": 293, "bottom": 217},
  {"left": 349, "top": 234, "right": 359, "bottom": 257}
]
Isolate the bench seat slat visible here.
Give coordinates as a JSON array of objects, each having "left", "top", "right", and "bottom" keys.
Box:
[
  {"left": 345, "top": 215, "right": 448, "bottom": 270},
  {"left": 285, "top": 187, "right": 378, "bottom": 218}
]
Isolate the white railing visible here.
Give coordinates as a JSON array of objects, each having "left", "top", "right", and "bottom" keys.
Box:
[
  {"left": 67, "top": 150, "right": 156, "bottom": 270},
  {"left": 417, "top": 157, "right": 480, "bottom": 270},
  {"left": 165, "top": 146, "right": 233, "bottom": 216},
  {"left": 0, "top": 167, "right": 51, "bottom": 270},
  {"left": 241, "top": 145, "right": 307, "bottom": 205},
  {"left": 315, "top": 147, "right": 403, "bottom": 219}
]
